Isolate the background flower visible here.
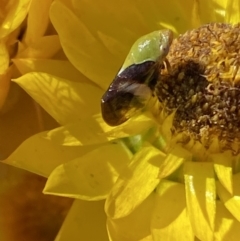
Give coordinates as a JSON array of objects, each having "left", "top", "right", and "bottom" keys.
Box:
[{"left": 0, "top": 0, "right": 73, "bottom": 240}]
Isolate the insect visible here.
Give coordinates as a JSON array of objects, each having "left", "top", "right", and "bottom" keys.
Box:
[{"left": 101, "top": 29, "right": 173, "bottom": 126}]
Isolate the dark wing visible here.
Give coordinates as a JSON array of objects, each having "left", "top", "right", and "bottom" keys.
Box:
[{"left": 101, "top": 61, "right": 159, "bottom": 126}]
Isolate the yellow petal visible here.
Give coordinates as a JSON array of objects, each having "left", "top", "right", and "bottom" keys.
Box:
[
  {"left": 72, "top": 0, "right": 228, "bottom": 39},
  {"left": 191, "top": 0, "right": 226, "bottom": 28},
  {"left": 0, "top": 0, "right": 31, "bottom": 38},
  {"left": 45, "top": 113, "right": 157, "bottom": 146},
  {"left": 50, "top": 0, "right": 120, "bottom": 90},
  {"left": 103, "top": 114, "right": 157, "bottom": 140},
  {"left": 55, "top": 200, "right": 108, "bottom": 241},
  {"left": 225, "top": 0, "right": 240, "bottom": 23},
  {"left": 4, "top": 131, "right": 99, "bottom": 177},
  {"left": 212, "top": 151, "right": 233, "bottom": 194},
  {"left": 72, "top": 0, "right": 150, "bottom": 34},
  {"left": 72, "top": 0, "right": 187, "bottom": 37},
  {"left": 0, "top": 67, "right": 11, "bottom": 110},
  {"left": 17, "top": 35, "right": 61, "bottom": 59},
  {"left": 0, "top": 41, "right": 9, "bottom": 74},
  {"left": 158, "top": 145, "right": 192, "bottom": 179},
  {"left": 146, "top": 0, "right": 197, "bottom": 32},
  {"left": 158, "top": 111, "right": 175, "bottom": 147},
  {"left": 43, "top": 142, "right": 132, "bottom": 200},
  {"left": 13, "top": 59, "right": 86, "bottom": 82},
  {"left": 47, "top": 119, "right": 112, "bottom": 146},
  {"left": 151, "top": 180, "right": 194, "bottom": 241},
  {"left": 184, "top": 162, "right": 216, "bottom": 241},
  {"left": 107, "top": 194, "right": 154, "bottom": 241},
  {"left": 105, "top": 145, "right": 166, "bottom": 219},
  {"left": 214, "top": 201, "right": 240, "bottom": 240},
  {"left": 24, "top": 0, "right": 52, "bottom": 44},
  {"left": 12, "top": 72, "right": 103, "bottom": 125},
  {"left": 46, "top": 120, "right": 114, "bottom": 146},
  {"left": 217, "top": 173, "right": 240, "bottom": 222}
]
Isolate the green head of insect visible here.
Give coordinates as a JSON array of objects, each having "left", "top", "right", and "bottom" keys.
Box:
[{"left": 119, "top": 29, "right": 173, "bottom": 74}]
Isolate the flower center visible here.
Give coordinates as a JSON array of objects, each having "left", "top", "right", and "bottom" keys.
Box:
[{"left": 156, "top": 23, "right": 240, "bottom": 154}]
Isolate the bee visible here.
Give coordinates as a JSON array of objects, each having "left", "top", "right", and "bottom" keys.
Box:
[{"left": 101, "top": 29, "right": 173, "bottom": 126}]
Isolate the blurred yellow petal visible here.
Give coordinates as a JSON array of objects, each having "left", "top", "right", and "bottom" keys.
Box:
[
  {"left": 0, "top": 67, "right": 11, "bottom": 110},
  {"left": 158, "top": 145, "right": 192, "bottom": 179},
  {"left": 0, "top": 41, "right": 9, "bottom": 74},
  {"left": 72, "top": 0, "right": 150, "bottom": 34},
  {"left": 139, "top": 0, "right": 197, "bottom": 32},
  {"left": 13, "top": 59, "right": 86, "bottom": 82},
  {"left": 215, "top": 201, "right": 240, "bottom": 240},
  {"left": 217, "top": 173, "right": 240, "bottom": 222},
  {"left": 17, "top": 35, "right": 61, "bottom": 59},
  {"left": 4, "top": 131, "right": 99, "bottom": 177},
  {"left": 225, "top": 0, "right": 240, "bottom": 23},
  {"left": 212, "top": 151, "right": 233, "bottom": 195},
  {"left": 43, "top": 142, "right": 132, "bottom": 200},
  {"left": 190, "top": 0, "right": 227, "bottom": 27},
  {"left": 0, "top": 41, "right": 10, "bottom": 110},
  {"left": 71, "top": 0, "right": 211, "bottom": 41},
  {"left": 24, "top": 0, "right": 52, "bottom": 44},
  {"left": 184, "top": 162, "right": 216, "bottom": 241},
  {"left": 72, "top": 0, "right": 137, "bottom": 59},
  {"left": 107, "top": 194, "right": 154, "bottom": 241},
  {"left": 105, "top": 145, "right": 165, "bottom": 219},
  {"left": 0, "top": 1, "right": 60, "bottom": 115},
  {"left": 13, "top": 72, "right": 103, "bottom": 125},
  {"left": 50, "top": 0, "right": 119, "bottom": 90},
  {"left": 0, "top": 0, "right": 31, "bottom": 38},
  {"left": 214, "top": 0, "right": 228, "bottom": 8},
  {"left": 151, "top": 180, "right": 194, "bottom": 241},
  {"left": 55, "top": 200, "right": 108, "bottom": 241}
]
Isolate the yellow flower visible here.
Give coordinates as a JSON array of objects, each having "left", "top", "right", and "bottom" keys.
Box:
[
  {"left": 4, "top": 0, "right": 240, "bottom": 241},
  {"left": 0, "top": 0, "right": 73, "bottom": 240},
  {"left": 0, "top": 0, "right": 64, "bottom": 113},
  {"left": 0, "top": 0, "right": 31, "bottom": 111}
]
